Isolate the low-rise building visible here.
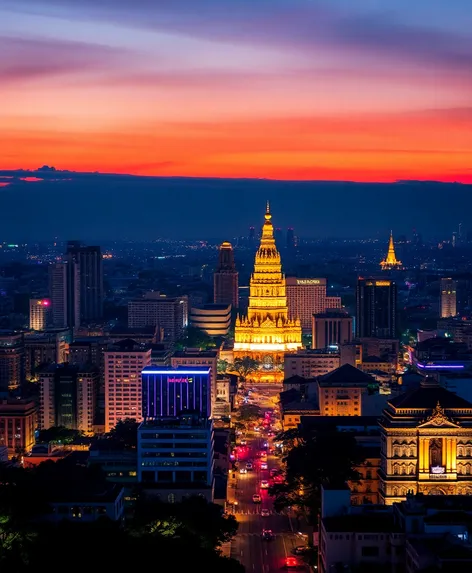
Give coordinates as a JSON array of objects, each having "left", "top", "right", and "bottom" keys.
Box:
[
  {"left": 0, "top": 398, "right": 37, "bottom": 456},
  {"left": 284, "top": 348, "right": 340, "bottom": 379}
]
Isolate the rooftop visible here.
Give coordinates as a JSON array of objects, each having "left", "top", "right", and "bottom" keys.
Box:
[
  {"left": 389, "top": 379, "right": 472, "bottom": 410},
  {"left": 172, "top": 350, "right": 218, "bottom": 358},
  {"left": 323, "top": 514, "right": 398, "bottom": 533},
  {"left": 318, "top": 363, "right": 375, "bottom": 387}
]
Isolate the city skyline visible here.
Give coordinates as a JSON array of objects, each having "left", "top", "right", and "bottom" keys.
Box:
[{"left": 2, "top": 0, "right": 472, "bottom": 182}]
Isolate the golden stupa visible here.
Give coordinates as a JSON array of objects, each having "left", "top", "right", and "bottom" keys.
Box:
[
  {"left": 380, "top": 231, "right": 403, "bottom": 270},
  {"left": 233, "top": 202, "right": 302, "bottom": 382}
]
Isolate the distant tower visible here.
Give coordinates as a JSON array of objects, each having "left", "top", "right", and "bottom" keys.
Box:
[
  {"left": 29, "top": 298, "right": 51, "bottom": 331},
  {"left": 380, "top": 231, "right": 402, "bottom": 270},
  {"left": 440, "top": 278, "right": 457, "bottom": 318},
  {"left": 214, "top": 242, "right": 239, "bottom": 307},
  {"left": 248, "top": 227, "right": 255, "bottom": 244},
  {"left": 287, "top": 228, "right": 295, "bottom": 249},
  {"left": 356, "top": 278, "right": 397, "bottom": 339}
]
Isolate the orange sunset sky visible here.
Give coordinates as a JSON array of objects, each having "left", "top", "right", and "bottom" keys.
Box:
[{"left": 2, "top": 0, "right": 472, "bottom": 182}]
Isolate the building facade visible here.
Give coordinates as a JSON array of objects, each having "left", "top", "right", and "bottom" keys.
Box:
[
  {"left": 356, "top": 277, "right": 397, "bottom": 339},
  {"left": 24, "top": 328, "right": 70, "bottom": 380},
  {"left": 0, "top": 331, "right": 24, "bottom": 394},
  {"left": 233, "top": 203, "right": 302, "bottom": 381},
  {"left": 29, "top": 298, "right": 51, "bottom": 331},
  {"left": 189, "top": 303, "right": 231, "bottom": 336},
  {"left": 49, "top": 262, "right": 80, "bottom": 329},
  {"left": 104, "top": 339, "right": 152, "bottom": 432},
  {"left": 0, "top": 399, "right": 37, "bottom": 456},
  {"left": 171, "top": 350, "right": 218, "bottom": 411},
  {"left": 213, "top": 241, "right": 239, "bottom": 307},
  {"left": 312, "top": 311, "right": 353, "bottom": 349},
  {"left": 379, "top": 377, "right": 472, "bottom": 505},
  {"left": 440, "top": 277, "right": 457, "bottom": 318},
  {"left": 286, "top": 277, "right": 341, "bottom": 333},
  {"left": 141, "top": 367, "right": 211, "bottom": 419},
  {"left": 39, "top": 363, "right": 99, "bottom": 434},
  {"left": 284, "top": 348, "right": 340, "bottom": 379},
  {"left": 128, "top": 292, "right": 188, "bottom": 342}
]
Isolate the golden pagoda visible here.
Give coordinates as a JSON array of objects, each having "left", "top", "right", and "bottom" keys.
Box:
[
  {"left": 233, "top": 202, "right": 302, "bottom": 382},
  {"left": 380, "top": 231, "right": 402, "bottom": 270}
]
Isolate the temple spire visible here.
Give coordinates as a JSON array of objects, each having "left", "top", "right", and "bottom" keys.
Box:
[{"left": 380, "top": 230, "right": 402, "bottom": 270}]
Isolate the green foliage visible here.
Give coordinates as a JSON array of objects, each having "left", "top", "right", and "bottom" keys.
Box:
[
  {"left": 269, "top": 426, "right": 365, "bottom": 522},
  {"left": 175, "top": 326, "right": 217, "bottom": 351},
  {"left": 36, "top": 426, "right": 83, "bottom": 445},
  {"left": 229, "top": 357, "right": 260, "bottom": 380},
  {"left": 237, "top": 404, "right": 262, "bottom": 422},
  {"left": 217, "top": 359, "right": 229, "bottom": 373},
  {"left": 109, "top": 418, "right": 139, "bottom": 449}
]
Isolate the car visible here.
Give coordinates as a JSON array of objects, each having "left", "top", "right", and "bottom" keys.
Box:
[
  {"left": 261, "top": 508, "right": 270, "bottom": 517},
  {"left": 252, "top": 494, "right": 262, "bottom": 503},
  {"left": 239, "top": 468, "right": 247, "bottom": 474},
  {"left": 270, "top": 468, "right": 278, "bottom": 476},
  {"left": 261, "top": 529, "right": 274, "bottom": 540},
  {"left": 284, "top": 557, "right": 301, "bottom": 568},
  {"left": 261, "top": 462, "right": 268, "bottom": 470},
  {"left": 260, "top": 480, "right": 269, "bottom": 489},
  {"left": 246, "top": 462, "right": 253, "bottom": 470},
  {"left": 293, "top": 545, "right": 309, "bottom": 555}
]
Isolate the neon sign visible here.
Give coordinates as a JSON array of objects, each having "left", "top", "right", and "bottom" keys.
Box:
[
  {"left": 167, "top": 377, "right": 193, "bottom": 383},
  {"left": 296, "top": 279, "right": 321, "bottom": 285},
  {"left": 431, "top": 466, "right": 445, "bottom": 474}
]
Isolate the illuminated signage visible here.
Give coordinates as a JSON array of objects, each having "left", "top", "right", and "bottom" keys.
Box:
[
  {"left": 296, "top": 279, "right": 321, "bottom": 285},
  {"left": 431, "top": 466, "right": 445, "bottom": 474},
  {"left": 374, "top": 281, "right": 391, "bottom": 287},
  {"left": 167, "top": 377, "right": 193, "bottom": 383}
]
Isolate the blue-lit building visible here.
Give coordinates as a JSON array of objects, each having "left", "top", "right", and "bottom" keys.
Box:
[{"left": 141, "top": 366, "right": 211, "bottom": 419}]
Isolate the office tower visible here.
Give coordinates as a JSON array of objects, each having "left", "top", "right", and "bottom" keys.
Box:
[
  {"left": 104, "top": 339, "right": 151, "bottom": 432},
  {"left": 66, "top": 242, "right": 103, "bottom": 324},
  {"left": 233, "top": 202, "right": 302, "bottom": 381},
  {"left": 49, "top": 262, "right": 80, "bottom": 329},
  {"left": 275, "top": 228, "right": 283, "bottom": 249},
  {"left": 213, "top": 242, "right": 238, "bottom": 307},
  {"left": 356, "top": 278, "right": 397, "bottom": 339},
  {"left": 286, "top": 227, "right": 295, "bottom": 249},
  {"left": 380, "top": 231, "right": 402, "bottom": 270},
  {"left": 24, "top": 329, "right": 70, "bottom": 380},
  {"left": 0, "top": 399, "right": 36, "bottom": 455},
  {"left": 137, "top": 413, "right": 214, "bottom": 495},
  {"left": 128, "top": 293, "right": 188, "bottom": 342},
  {"left": 38, "top": 364, "right": 99, "bottom": 434},
  {"left": 142, "top": 366, "right": 211, "bottom": 419},
  {"left": 440, "top": 278, "right": 457, "bottom": 318},
  {"left": 312, "top": 311, "right": 353, "bottom": 349},
  {"left": 317, "top": 364, "right": 374, "bottom": 417},
  {"left": 286, "top": 277, "right": 341, "bottom": 333},
  {"left": 248, "top": 226, "right": 255, "bottom": 244},
  {"left": 0, "top": 332, "right": 24, "bottom": 394},
  {"left": 171, "top": 350, "right": 218, "bottom": 412},
  {"left": 190, "top": 304, "right": 231, "bottom": 336},
  {"left": 29, "top": 298, "right": 51, "bottom": 331}
]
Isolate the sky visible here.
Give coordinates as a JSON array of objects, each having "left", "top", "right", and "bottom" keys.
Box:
[{"left": 2, "top": 0, "right": 472, "bottom": 182}]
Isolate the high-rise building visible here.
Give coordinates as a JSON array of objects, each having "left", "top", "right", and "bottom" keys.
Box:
[
  {"left": 0, "top": 331, "right": 24, "bottom": 394},
  {"left": 213, "top": 242, "right": 238, "bottom": 307},
  {"left": 312, "top": 311, "right": 353, "bottom": 349},
  {"left": 356, "top": 278, "right": 397, "bottom": 339},
  {"left": 286, "top": 277, "right": 341, "bottom": 332},
  {"left": 66, "top": 242, "right": 103, "bottom": 324},
  {"left": 233, "top": 202, "right": 302, "bottom": 381},
  {"left": 128, "top": 293, "right": 188, "bottom": 342},
  {"left": 142, "top": 366, "right": 211, "bottom": 419},
  {"left": 38, "top": 363, "right": 99, "bottom": 434},
  {"left": 29, "top": 298, "right": 51, "bottom": 331},
  {"left": 104, "top": 339, "right": 152, "bottom": 432},
  {"left": 380, "top": 231, "right": 402, "bottom": 270},
  {"left": 0, "top": 399, "right": 36, "bottom": 456},
  {"left": 24, "top": 329, "right": 70, "bottom": 380},
  {"left": 440, "top": 277, "right": 457, "bottom": 318},
  {"left": 189, "top": 303, "right": 231, "bottom": 336},
  {"left": 48, "top": 262, "right": 79, "bottom": 329},
  {"left": 171, "top": 350, "right": 218, "bottom": 412}
]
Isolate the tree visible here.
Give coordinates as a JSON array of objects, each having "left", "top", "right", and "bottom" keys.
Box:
[
  {"left": 175, "top": 326, "right": 216, "bottom": 351},
  {"left": 109, "top": 418, "right": 139, "bottom": 449},
  {"left": 217, "top": 359, "right": 229, "bottom": 373},
  {"left": 237, "top": 404, "right": 262, "bottom": 422},
  {"left": 269, "top": 426, "right": 364, "bottom": 522},
  {"left": 36, "top": 426, "right": 83, "bottom": 445},
  {"left": 229, "top": 357, "right": 260, "bottom": 380}
]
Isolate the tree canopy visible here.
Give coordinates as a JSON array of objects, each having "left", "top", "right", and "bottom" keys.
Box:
[
  {"left": 108, "top": 418, "right": 139, "bottom": 449},
  {"left": 175, "top": 326, "right": 217, "bottom": 350},
  {"left": 36, "top": 426, "right": 83, "bottom": 445},
  {"left": 269, "top": 425, "right": 365, "bottom": 522},
  {"left": 237, "top": 404, "right": 262, "bottom": 422},
  {"left": 229, "top": 357, "right": 260, "bottom": 380}
]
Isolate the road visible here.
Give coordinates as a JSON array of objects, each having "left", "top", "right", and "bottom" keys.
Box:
[{"left": 229, "top": 384, "right": 310, "bottom": 573}]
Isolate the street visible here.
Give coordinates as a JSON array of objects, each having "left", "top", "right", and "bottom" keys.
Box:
[{"left": 229, "top": 384, "right": 310, "bottom": 573}]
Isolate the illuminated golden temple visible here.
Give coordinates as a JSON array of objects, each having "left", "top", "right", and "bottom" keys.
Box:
[
  {"left": 380, "top": 231, "right": 402, "bottom": 270},
  {"left": 233, "top": 202, "right": 302, "bottom": 382}
]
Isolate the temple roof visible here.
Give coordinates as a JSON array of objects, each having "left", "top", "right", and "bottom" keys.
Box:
[{"left": 389, "top": 383, "right": 472, "bottom": 410}]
